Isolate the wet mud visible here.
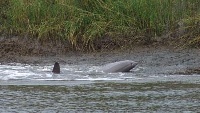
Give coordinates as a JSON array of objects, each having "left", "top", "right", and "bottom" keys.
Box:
[{"left": 1, "top": 37, "right": 200, "bottom": 75}]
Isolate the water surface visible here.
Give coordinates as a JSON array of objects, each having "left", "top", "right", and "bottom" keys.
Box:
[{"left": 0, "top": 62, "right": 199, "bottom": 112}]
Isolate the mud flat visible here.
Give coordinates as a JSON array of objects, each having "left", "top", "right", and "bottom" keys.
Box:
[{"left": 1, "top": 49, "right": 200, "bottom": 75}]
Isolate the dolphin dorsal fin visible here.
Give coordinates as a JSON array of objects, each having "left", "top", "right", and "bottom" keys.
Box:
[{"left": 52, "top": 62, "right": 60, "bottom": 74}]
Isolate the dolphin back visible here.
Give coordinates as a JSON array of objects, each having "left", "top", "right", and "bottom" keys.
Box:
[{"left": 101, "top": 60, "right": 137, "bottom": 73}]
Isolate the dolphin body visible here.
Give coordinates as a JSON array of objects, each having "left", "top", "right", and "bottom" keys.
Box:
[
  {"left": 52, "top": 60, "right": 137, "bottom": 74},
  {"left": 100, "top": 60, "right": 138, "bottom": 73}
]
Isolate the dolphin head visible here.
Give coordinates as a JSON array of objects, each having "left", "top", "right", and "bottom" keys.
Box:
[
  {"left": 119, "top": 60, "right": 138, "bottom": 72},
  {"left": 52, "top": 62, "right": 60, "bottom": 74},
  {"left": 102, "top": 60, "right": 138, "bottom": 73},
  {"left": 113, "top": 60, "right": 137, "bottom": 72}
]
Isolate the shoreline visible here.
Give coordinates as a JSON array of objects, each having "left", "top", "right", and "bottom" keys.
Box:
[
  {"left": 0, "top": 36, "right": 170, "bottom": 64},
  {"left": 1, "top": 39, "right": 200, "bottom": 75}
]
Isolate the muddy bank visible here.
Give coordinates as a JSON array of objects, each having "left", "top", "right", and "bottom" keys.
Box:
[
  {"left": 1, "top": 36, "right": 200, "bottom": 75},
  {"left": 0, "top": 35, "right": 155, "bottom": 63}
]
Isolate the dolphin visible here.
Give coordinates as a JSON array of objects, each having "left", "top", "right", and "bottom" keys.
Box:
[
  {"left": 52, "top": 60, "right": 137, "bottom": 74},
  {"left": 101, "top": 60, "right": 138, "bottom": 73},
  {"left": 52, "top": 62, "right": 60, "bottom": 74}
]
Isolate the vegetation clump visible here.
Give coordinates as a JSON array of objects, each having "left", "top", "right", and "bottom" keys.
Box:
[{"left": 0, "top": 0, "right": 200, "bottom": 51}]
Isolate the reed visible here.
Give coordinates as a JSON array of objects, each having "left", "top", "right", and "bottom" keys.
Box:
[{"left": 1, "top": 0, "right": 200, "bottom": 50}]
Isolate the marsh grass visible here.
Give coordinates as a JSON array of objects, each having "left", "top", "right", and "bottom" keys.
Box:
[{"left": 1, "top": 0, "right": 200, "bottom": 50}]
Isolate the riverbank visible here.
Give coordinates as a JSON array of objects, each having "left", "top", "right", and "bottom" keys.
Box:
[
  {"left": 1, "top": 0, "right": 200, "bottom": 51},
  {"left": 0, "top": 34, "right": 177, "bottom": 64},
  {"left": 1, "top": 36, "right": 200, "bottom": 75},
  {"left": 0, "top": 34, "right": 164, "bottom": 63}
]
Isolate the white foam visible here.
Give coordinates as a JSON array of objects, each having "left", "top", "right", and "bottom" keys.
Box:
[
  {"left": 46, "top": 73, "right": 53, "bottom": 78},
  {"left": 76, "top": 77, "right": 125, "bottom": 81},
  {"left": 37, "top": 66, "right": 52, "bottom": 71},
  {"left": 1, "top": 63, "right": 199, "bottom": 83},
  {"left": 34, "top": 78, "right": 68, "bottom": 81}
]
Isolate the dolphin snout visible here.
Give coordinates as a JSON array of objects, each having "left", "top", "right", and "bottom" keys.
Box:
[{"left": 131, "top": 62, "right": 138, "bottom": 66}]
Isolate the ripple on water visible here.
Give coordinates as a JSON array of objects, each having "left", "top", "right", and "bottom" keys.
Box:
[
  {"left": 0, "top": 82, "right": 199, "bottom": 112},
  {"left": 0, "top": 63, "right": 200, "bottom": 85},
  {"left": 0, "top": 63, "right": 137, "bottom": 82}
]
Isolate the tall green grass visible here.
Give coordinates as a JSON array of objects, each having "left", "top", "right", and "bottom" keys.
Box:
[{"left": 1, "top": 0, "right": 200, "bottom": 50}]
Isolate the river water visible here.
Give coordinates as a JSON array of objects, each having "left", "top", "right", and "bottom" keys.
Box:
[{"left": 0, "top": 48, "right": 200, "bottom": 112}]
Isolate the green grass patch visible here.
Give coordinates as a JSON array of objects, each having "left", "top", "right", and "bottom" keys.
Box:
[{"left": 1, "top": 0, "right": 200, "bottom": 50}]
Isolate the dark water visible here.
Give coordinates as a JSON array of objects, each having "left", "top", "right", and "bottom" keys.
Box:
[{"left": 1, "top": 82, "right": 199, "bottom": 113}]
